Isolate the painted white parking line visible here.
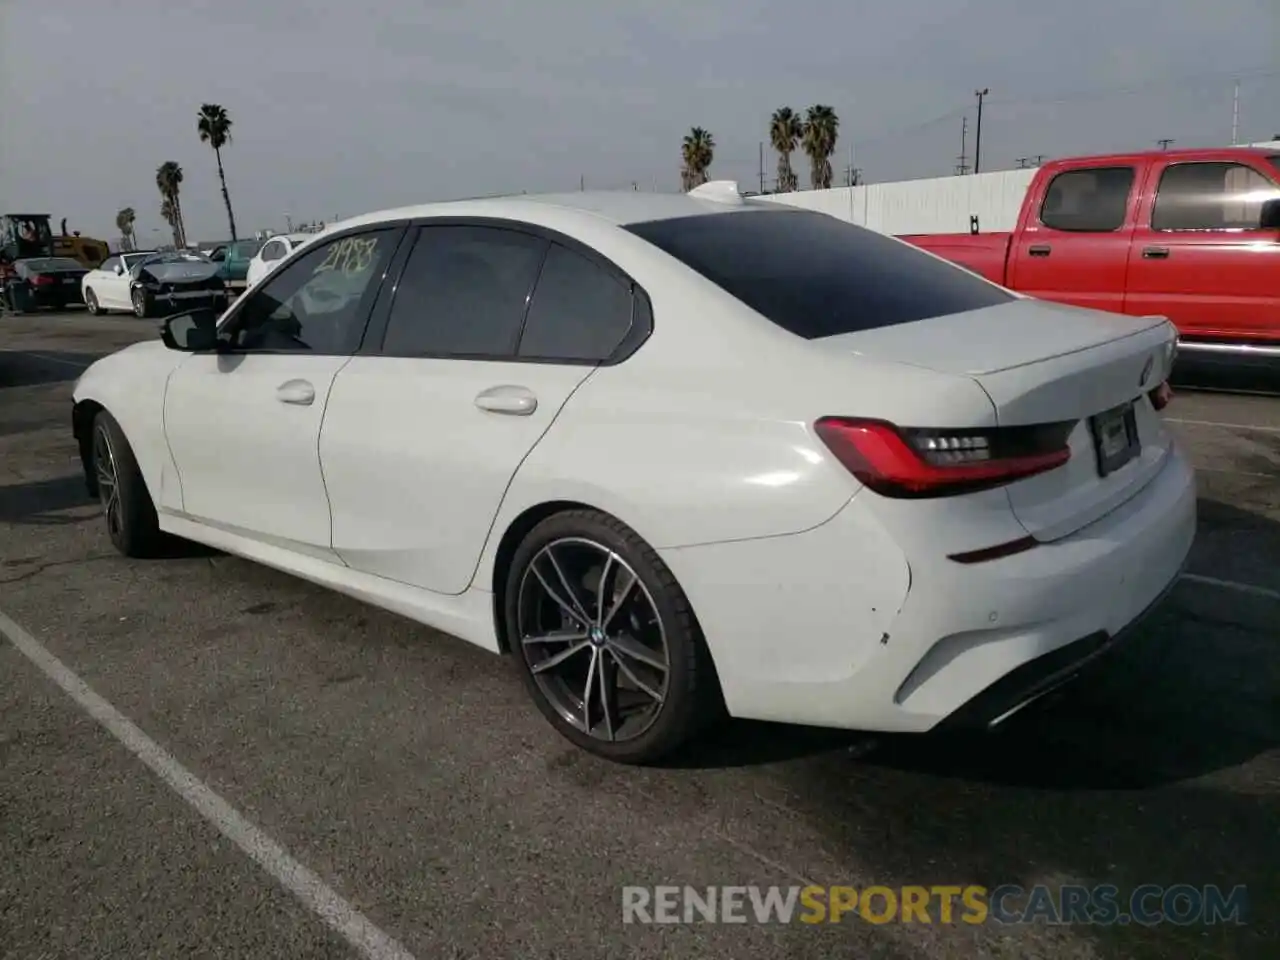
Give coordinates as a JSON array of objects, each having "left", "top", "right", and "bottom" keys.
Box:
[
  {"left": 1180, "top": 573, "right": 1280, "bottom": 603},
  {"left": 1166, "top": 418, "right": 1280, "bottom": 434},
  {"left": 0, "top": 609, "right": 418, "bottom": 960}
]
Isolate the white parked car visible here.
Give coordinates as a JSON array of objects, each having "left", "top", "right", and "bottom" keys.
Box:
[
  {"left": 81, "top": 251, "right": 158, "bottom": 315},
  {"left": 245, "top": 233, "right": 314, "bottom": 288},
  {"left": 70, "top": 183, "right": 1196, "bottom": 764}
]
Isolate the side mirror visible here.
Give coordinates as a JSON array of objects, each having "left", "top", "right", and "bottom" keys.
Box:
[
  {"left": 1259, "top": 197, "right": 1280, "bottom": 231},
  {"left": 161, "top": 309, "right": 220, "bottom": 352},
  {"left": 114, "top": 264, "right": 124, "bottom": 275}
]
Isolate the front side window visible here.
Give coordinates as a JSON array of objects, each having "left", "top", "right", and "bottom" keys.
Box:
[
  {"left": 1039, "top": 166, "right": 1135, "bottom": 232},
  {"left": 1152, "top": 161, "right": 1280, "bottom": 231},
  {"left": 223, "top": 229, "right": 398, "bottom": 354},
  {"left": 381, "top": 225, "right": 547, "bottom": 358},
  {"left": 261, "top": 241, "right": 283, "bottom": 262},
  {"left": 99, "top": 256, "right": 121, "bottom": 273}
]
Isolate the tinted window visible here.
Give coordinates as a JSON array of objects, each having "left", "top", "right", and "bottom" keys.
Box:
[
  {"left": 99, "top": 256, "right": 121, "bottom": 272},
  {"left": 261, "top": 241, "right": 284, "bottom": 262},
  {"left": 518, "top": 244, "right": 634, "bottom": 361},
  {"left": 1152, "top": 162, "right": 1280, "bottom": 231},
  {"left": 1039, "top": 166, "right": 1135, "bottom": 232},
  {"left": 382, "top": 225, "right": 547, "bottom": 357},
  {"left": 224, "top": 229, "right": 397, "bottom": 354},
  {"left": 624, "top": 209, "right": 1014, "bottom": 340}
]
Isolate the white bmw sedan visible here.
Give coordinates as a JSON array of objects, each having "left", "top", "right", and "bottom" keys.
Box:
[{"left": 70, "top": 183, "right": 1196, "bottom": 764}]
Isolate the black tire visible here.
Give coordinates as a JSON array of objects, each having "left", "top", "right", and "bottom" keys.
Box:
[
  {"left": 85, "top": 288, "right": 101, "bottom": 315},
  {"left": 504, "top": 508, "right": 723, "bottom": 764},
  {"left": 132, "top": 287, "right": 151, "bottom": 318},
  {"left": 8, "top": 283, "right": 33, "bottom": 314},
  {"left": 90, "top": 410, "right": 165, "bottom": 558}
]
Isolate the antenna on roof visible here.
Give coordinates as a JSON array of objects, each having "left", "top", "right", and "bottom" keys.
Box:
[{"left": 687, "top": 180, "right": 744, "bottom": 205}]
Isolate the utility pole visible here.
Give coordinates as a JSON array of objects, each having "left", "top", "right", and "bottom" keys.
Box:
[
  {"left": 759, "top": 141, "right": 765, "bottom": 194},
  {"left": 1015, "top": 157, "right": 1030, "bottom": 169},
  {"left": 1033, "top": 155, "right": 1045, "bottom": 165},
  {"left": 285, "top": 215, "right": 292, "bottom": 232},
  {"left": 955, "top": 115, "right": 969, "bottom": 175},
  {"left": 974, "top": 88, "right": 989, "bottom": 174},
  {"left": 1231, "top": 79, "right": 1240, "bottom": 145},
  {"left": 1157, "top": 138, "right": 1174, "bottom": 150}
]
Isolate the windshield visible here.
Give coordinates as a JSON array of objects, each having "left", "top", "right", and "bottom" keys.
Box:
[
  {"left": 624, "top": 208, "right": 1015, "bottom": 340},
  {"left": 141, "top": 252, "right": 213, "bottom": 267},
  {"left": 25, "top": 257, "right": 83, "bottom": 271}
]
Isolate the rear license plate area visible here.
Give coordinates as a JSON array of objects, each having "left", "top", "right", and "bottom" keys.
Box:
[
  {"left": 62, "top": 278, "right": 77, "bottom": 284},
  {"left": 1089, "top": 401, "right": 1140, "bottom": 477}
]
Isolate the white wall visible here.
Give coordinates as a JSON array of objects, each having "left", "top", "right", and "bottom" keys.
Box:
[{"left": 758, "top": 168, "right": 1037, "bottom": 234}]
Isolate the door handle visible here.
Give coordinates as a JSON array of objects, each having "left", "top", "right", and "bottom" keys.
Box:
[
  {"left": 474, "top": 385, "right": 537, "bottom": 416},
  {"left": 1028, "top": 244, "right": 1052, "bottom": 257},
  {"left": 276, "top": 379, "right": 316, "bottom": 405},
  {"left": 1142, "top": 246, "right": 1170, "bottom": 259}
]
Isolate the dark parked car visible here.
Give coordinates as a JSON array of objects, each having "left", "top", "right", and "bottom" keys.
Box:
[
  {"left": 129, "top": 251, "right": 229, "bottom": 318},
  {"left": 1, "top": 257, "right": 88, "bottom": 312}
]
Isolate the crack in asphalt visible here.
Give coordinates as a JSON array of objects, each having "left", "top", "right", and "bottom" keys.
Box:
[{"left": 0, "top": 554, "right": 116, "bottom": 586}]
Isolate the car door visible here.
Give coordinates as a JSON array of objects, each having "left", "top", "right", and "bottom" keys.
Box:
[
  {"left": 320, "top": 224, "right": 642, "bottom": 595},
  {"left": 86, "top": 256, "right": 118, "bottom": 305},
  {"left": 1004, "top": 161, "right": 1139, "bottom": 313},
  {"left": 161, "top": 225, "right": 405, "bottom": 560},
  {"left": 1125, "top": 157, "right": 1280, "bottom": 341},
  {"left": 246, "top": 240, "right": 280, "bottom": 287}
]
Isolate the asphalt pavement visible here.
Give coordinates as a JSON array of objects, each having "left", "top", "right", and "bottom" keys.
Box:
[{"left": 1, "top": 309, "right": 1277, "bottom": 959}]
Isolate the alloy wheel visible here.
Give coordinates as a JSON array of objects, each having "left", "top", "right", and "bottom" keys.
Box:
[
  {"left": 133, "top": 289, "right": 145, "bottom": 317},
  {"left": 517, "top": 537, "right": 670, "bottom": 743},
  {"left": 93, "top": 425, "right": 123, "bottom": 538}
]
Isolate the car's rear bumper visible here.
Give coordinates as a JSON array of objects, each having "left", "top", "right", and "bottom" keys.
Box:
[{"left": 660, "top": 442, "right": 1197, "bottom": 733}]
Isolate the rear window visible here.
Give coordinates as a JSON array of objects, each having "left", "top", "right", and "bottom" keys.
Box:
[{"left": 623, "top": 209, "right": 1013, "bottom": 340}]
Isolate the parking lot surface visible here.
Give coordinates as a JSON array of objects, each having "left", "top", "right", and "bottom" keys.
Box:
[{"left": 2, "top": 310, "right": 1277, "bottom": 959}]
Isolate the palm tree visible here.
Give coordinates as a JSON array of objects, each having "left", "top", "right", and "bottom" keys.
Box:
[
  {"left": 801, "top": 105, "right": 840, "bottom": 189},
  {"left": 680, "top": 127, "right": 715, "bottom": 191},
  {"left": 114, "top": 207, "right": 137, "bottom": 251},
  {"left": 155, "top": 162, "right": 187, "bottom": 247},
  {"left": 769, "top": 108, "right": 802, "bottom": 193},
  {"left": 159, "top": 197, "right": 180, "bottom": 248},
  {"left": 197, "top": 103, "right": 237, "bottom": 241}
]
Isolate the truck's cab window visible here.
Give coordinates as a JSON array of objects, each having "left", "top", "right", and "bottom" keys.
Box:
[
  {"left": 1152, "top": 162, "right": 1280, "bottom": 231},
  {"left": 1039, "top": 167, "right": 1135, "bottom": 232}
]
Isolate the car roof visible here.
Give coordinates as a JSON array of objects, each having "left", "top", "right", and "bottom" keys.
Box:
[{"left": 330, "top": 186, "right": 776, "bottom": 236}]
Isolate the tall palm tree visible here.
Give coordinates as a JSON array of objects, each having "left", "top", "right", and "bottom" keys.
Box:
[
  {"left": 680, "top": 127, "right": 715, "bottom": 191},
  {"left": 114, "top": 207, "right": 137, "bottom": 251},
  {"left": 155, "top": 162, "right": 187, "bottom": 247},
  {"left": 159, "top": 197, "right": 180, "bottom": 248},
  {"left": 197, "top": 103, "right": 238, "bottom": 241},
  {"left": 769, "top": 108, "right": 802, "bottom": 193},
  {"left": 801, "top": 105, "right": 840, "bottom": 189}
]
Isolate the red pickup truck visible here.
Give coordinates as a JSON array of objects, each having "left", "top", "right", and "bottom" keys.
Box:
[{"left": 901, "top": 147, "right": 1280, "bottom": 360}]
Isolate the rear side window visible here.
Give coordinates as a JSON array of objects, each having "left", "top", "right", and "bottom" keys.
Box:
[
  {"left": 382, "top": 225, "right": 548, "bottom": 358},
  {"left": 1039, "top": 166, "right": 1135, "bottom": 232},
  {"left": 1151, "top": 161, "right": 1280, "bottom": 231},
  {"left": 518, "top": 244, "right": 634, "bottom": 361},
  {"left": 624, "top": 209, "right": 1013, "bottom": 340}
]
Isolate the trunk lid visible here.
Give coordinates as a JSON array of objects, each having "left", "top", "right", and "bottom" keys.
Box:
[{"left": 816, "top": 300, "right": 1180, "bottom": 541}]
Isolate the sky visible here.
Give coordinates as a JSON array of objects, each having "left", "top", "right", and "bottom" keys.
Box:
[{"left": 2, "top": 0, "right": 1277, "bottom": 243}]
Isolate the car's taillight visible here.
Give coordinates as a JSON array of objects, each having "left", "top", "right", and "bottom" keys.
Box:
[
  {"left": 31, "top": 274, "right": 55, "bottom": 286},
  {"left": 1149, "top": 381, "right": 1173, "bottom": 411},
  {"left": 813, "top": 417, "right": 1075, "bottom": 498}
]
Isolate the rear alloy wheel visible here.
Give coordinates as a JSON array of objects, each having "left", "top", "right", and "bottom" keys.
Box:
[
  {"left": 506, "top": 510, "right": 722, "bottom": 764},
  {"left": 91, "top": 411, "right": 164, "bottom": 557},
  {"left": 132, "top": 287, "right": 150, "bottom": 318},
  {"left": 85, "top": 288, "right": 101, "bottom": 315}
]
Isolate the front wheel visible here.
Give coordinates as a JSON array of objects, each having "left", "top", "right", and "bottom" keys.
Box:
[
  {"left": 132, "top": 287, "right": 151, "bottom": 318},
  {"left": 85, "top": 288, "right": 101, "bottom": 315},
  {"left": 504, "top": 509, "right": 723, "bottom": 764},
  {"left": 91, "top": 411, "right": 164, "bottom": 557}
]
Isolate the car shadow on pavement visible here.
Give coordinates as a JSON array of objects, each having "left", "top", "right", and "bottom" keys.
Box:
[
  {"left": 0, "top": 475, "right": 93, "bottom": 526},
  {"left": 0, "top": 473, "right": 215, "bottom": 558},
  {"left": 0, "top": 351, "right": 98, "bottom": 389}
]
